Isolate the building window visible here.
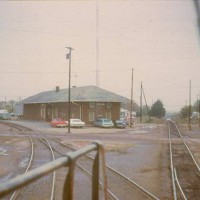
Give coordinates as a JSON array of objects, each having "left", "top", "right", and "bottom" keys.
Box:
[
  {"left": 41, "top": 104, "right": 45, "bottom": 119},
  {"left": 89, "top": 111, "right": 95, "bottom": 122},
  {"left": 106, "top": 102, "right": 112, "bottom": 109},
  {"left": 89, "top": 102, "right": 95, "bottom": 109},
  {"left": 106, "top": 112, "right": 111, "bottom": 119},
  {"left": 54, "top": 107, "right": 58, "bottom": 118}
]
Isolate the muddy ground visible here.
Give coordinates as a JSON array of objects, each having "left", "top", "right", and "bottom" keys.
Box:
[{"left": 0, "top": 121, "right": 172, "bottom": 199}]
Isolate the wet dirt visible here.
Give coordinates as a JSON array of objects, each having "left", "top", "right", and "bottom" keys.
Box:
[
  {"left": 0, "top": 124, "right": 30, "bottom": 184},
  {"left": 0, "top": 122, "right": 172, "bottom": 199},
  {"left": 61, "top": 123, "right": 172, "bottom": 199}
]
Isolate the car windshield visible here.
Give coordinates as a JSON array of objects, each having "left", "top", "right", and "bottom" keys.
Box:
[
  {"left": 71, "top": 119, "right": 81, "bottom": 122},
  {"left": 55, "top": 118, "right": 64, "bottom": 121},
  {"left": 103, "top": 119, "right": 111, "bottom": 123},
  {"left": 3, "top": 113, "right": 9, "bottom": 116},
  {"left": 116, "top": 120, "right": 123, "bottom": 123}
]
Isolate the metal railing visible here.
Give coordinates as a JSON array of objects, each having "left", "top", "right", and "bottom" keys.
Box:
[{"left": 0, "top": 141, "right": 108, "bottom": 200}]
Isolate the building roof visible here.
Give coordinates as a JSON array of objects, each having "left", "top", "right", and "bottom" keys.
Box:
[{"left": 21, "top": 85, "right": 129, "bottom": 104}]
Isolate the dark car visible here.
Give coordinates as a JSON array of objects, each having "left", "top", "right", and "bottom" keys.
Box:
[
  {"left": 93, "top": 118, "right": 114, "bottom": 128},
  {"left": 114, "top": 120, "right": 127, "bottom": 128}
]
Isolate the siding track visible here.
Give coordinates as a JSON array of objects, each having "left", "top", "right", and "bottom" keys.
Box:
[
  {"left": 168, "top": 120, "right": 200, "bottom": 200},
  {"left": 0, "top": 122, "right": 56, "bottom": 200},
  {"left": 48, "top": 137, "right": 159, "bottom": 200}
]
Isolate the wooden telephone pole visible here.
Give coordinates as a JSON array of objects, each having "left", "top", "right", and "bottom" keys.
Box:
[{"left": 130, "top": 68, "right": 134, "bottom": 127}]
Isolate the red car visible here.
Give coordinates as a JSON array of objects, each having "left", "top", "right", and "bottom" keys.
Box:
[{"left": 50, "top": 118, "right": 68, "bottom": 128}]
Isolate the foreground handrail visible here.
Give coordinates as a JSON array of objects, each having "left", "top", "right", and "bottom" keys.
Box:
[{"left": 0, "top": 141, "right": 108, "bottom": 200}]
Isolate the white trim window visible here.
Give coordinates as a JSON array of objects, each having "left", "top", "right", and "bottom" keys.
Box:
[
  {"left": 40, "top": 104, "right": 46, "bottom": 119},
  {"left": 106, "top": 112, "right": 111, "bottom": 119},
  {"left": 89, "top": 111, "right": 95, "bottom": 122}
]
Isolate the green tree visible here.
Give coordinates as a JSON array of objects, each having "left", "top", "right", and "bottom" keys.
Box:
[
  {"left": 141, "top": 105, "right": 151, "bottom": 116},
  {"left": 179, "top": 105, "right": 196, "bottom": 119},
  {"left": 150, "top": 99, "right": 166, "bottom": 118},
  {"left": 180, "top": 106, "right": 190, "bottom": 118},
  {"left": 193, "top": 100, "right": 200, "bottom": 112},
  {"left": 5, "top": 100, "right": 16, "bottom": 113}
]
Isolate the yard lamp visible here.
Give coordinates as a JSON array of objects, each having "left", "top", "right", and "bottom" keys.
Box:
[{"left": 66, "top": 47, "right": 74, "bottom": 133}]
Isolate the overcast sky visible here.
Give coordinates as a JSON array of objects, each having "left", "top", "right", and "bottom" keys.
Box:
[{"left": 0, "top": 1, "right": 200, "bottom": 112}]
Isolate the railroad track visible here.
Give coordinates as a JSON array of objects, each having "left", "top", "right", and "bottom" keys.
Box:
[
  {"left": 168, "top": 120, "right": 200, "bottom": 200},
  {"left": 46, "top": 137, "right": 159, "bottom": 200},
  {"left": 0, "top": 121, "right": 159, "bottom": 200},
  {"left": 0, "top": 122, "right": 56, "bottom": 200}
]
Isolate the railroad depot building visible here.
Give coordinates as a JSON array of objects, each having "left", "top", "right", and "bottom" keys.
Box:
[{"left": 17, "top": 85, "right": 129, "bottom": 125}]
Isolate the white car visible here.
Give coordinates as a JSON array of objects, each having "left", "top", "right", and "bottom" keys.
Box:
[{"left": 66, "top": 119, "right": 85, "bottom": 128}]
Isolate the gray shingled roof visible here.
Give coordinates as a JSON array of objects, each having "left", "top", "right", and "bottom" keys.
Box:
[{"left": 21, "top": 85, "right": 129, "bottom": 104}]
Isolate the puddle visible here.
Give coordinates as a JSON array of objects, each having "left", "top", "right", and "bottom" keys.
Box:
[
  {"left": 104, "top": 142, "right": 134, "bottom": 152},
  {"left": 149, "top": 125, "right": 156, "bottom": 129},
  {"left": 19, "top": 157, "right": 29, "bottom": 168},
  {"left": 0, "top": 172, "right": 15, "bottom": 182},
  {"left": 0, "top": 147, "right": 8, "bottom": 156},
  {"left": 129, "top": 130, "right": 147, "bottom": 134}
]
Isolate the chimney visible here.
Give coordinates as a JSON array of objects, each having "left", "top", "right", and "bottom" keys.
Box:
[{"left": 56, "top": 86, "right": 60, "bottom": 93}]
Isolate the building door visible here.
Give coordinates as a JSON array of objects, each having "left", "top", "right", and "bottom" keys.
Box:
[
  {"left": 95, "top": 103, "right": 105, "bottom": 118},
  {"left": 46, "top": 105, "right": 52, "bottom": 121}
]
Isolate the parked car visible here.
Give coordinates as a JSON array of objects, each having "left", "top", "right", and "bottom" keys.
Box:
[
  {"left": 9, "top": 113, "right": 15, "bottom": 117},
  {"left": 66, "top": 119, "right": 85, "bottom": 128},
  {"left": 122, "top": 117, "right": 135, "bottom": 126},
  {"left": 114, "top": 119, "right": 127, "bottom": 128},
  {"left": 0, "top": 113, "right": 11, "bottom": 120},
  {"left": 50, "top": 118, "right": 68, "bottom": 128},
  {"left": 93, "top": 118, "right": 114, "bottom": 128}
]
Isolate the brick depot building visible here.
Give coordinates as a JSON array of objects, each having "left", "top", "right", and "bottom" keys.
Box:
[{"left": 18, "top": 85, "right": 129, "bottom": 125}]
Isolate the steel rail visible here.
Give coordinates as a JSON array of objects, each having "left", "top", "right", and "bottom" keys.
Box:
[
  {"left": 0, "top": 122, "right": 35, "bottom": 199},
  {"left": 0, "top": 121, "right": 33, "bottom": 132},
  {"left": 105, "top": 166, "right": 159, "bottom": 200},
  {"left": 42, "top": 137, "right": 56, "bottom": 200},
  {"left": 0, "top": 142, "right": 107, "bottom": 200},
  {"left": 167, "top": 121, "right": 177, "bottom": 200},
  {"left": 174, "top": 168, "right": 187, "bottom": 200},
  {"left": 9, "top": 134, "right": 34, "bottom": 200},
  {"left": 8, "top": 125, "right": 56, "bottom": 200},
  {"left": 1, "top": 122, "right": 158, "bottom": 199},
  {"left": 168, "top": 120, "right": 200, "bottom": 200},
  {"left": 49, "top": 142, "right": 119, "bottom": 200},
  {"left": 181, "top": 132, "right": 200, "bottom": 145},
  {"left": 51, "top": 137, "right": 159, "bottom": 200},
  {"left": 174, "top": 122, "right": 200, "bottom": 172}
]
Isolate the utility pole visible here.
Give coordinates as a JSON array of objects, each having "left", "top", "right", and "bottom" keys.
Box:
[
  {"left": 96, "top": 0, "right": 100, "bottom": 87},
  {"left": 4, "top": 97, "right": 6, "bottom": 109},
  {"left": 189, "top": 80, "right": 192, "bottom": 130},
  {"left": 66, "top": 47, "right": 74, "bottom": 133},
  {"left": 199, "top": 90, "right": 200, "bottom": 128},
  {"left": 130, "top": 68, "right": 134, "bottom": 127},
  {"left": 140, "top": 81, "right": 143, "bottom": 123},
  {"left": 142, "top": 85, "right": 151, "bottom": 121}
]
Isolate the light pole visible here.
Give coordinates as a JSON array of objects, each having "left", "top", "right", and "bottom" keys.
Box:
[
  {"left": 130, "top": 68, "right": 134, "bottom": 127},
  {"left": 198, "top": 91, "right": 200, "bottom": 128},
  {"left": 1, "top": 96, "right": 6, "bottom": 109},
  {"left": 189, "top": 80, "right": 191, "bottom": 130},
  {"left": 66, "top": 47, "right": 74, "bottom": 133}
]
